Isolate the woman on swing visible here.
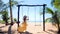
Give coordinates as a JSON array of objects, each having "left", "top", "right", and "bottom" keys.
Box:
[{"left": 17, "top": 15, "right": 29, "bottom": 33}]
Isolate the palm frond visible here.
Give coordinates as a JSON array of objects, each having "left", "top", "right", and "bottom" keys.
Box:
[
  {"left": 51, "top": 0, "right": 55, "bottom": 6},
  {"left": 46, "top": 7, "right": 54, "bottom": 15},
  {"left": 45, "top": 17, "right": 52, "bottom": 22},
  {"left": 11, "top": 1, "right": 18, "bottom": 6},
  {"left": 51, "top": 0, "right": 60, "bottom": 9},
  {"left": 0, "top": 1, "right": 18, "bottom": 12}
]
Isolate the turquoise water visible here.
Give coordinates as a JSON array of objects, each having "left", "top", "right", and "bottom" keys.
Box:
[{"left": 20, "top": 21, "right": 43, "bottom": 23}]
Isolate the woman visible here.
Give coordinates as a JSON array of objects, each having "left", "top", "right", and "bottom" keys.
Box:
[{"left": 17, "top": 15, "right": 29, "bottom": 33}]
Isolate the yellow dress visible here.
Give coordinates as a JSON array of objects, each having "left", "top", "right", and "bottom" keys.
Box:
[{"left": 17, "top": 22, "right": 27, "bottom": 32}]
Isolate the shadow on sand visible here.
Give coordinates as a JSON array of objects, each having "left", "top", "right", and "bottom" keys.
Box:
[
  {"left": 48, "top": 29, "right": 57, "bottom": 34},
  {"left": 0, "top": 25, "right": 13, "bottom": 34},
  {"left": 0, "top": 26, "right": 7, "bottom": 34},
  {"left": 0, "top": 25, "right": 15, "bottom": 34},
  {"left": 0, "top": 26, "right": 7, "bottom": 28},
  {"left": 0, "top": 30, "right": 5, "bottom": 34},
  {"left": 44, "top": 31, "right": 52, "bottom": 34},
  {"left": 8, "top": 25, "right": 12, "bottom": 34},
  {"left": 8, "top": 25, "right": 15, "bottom": 34},
  {"left": 19, "top": 31, "right": 32, "bottom": 34},
  {"left": 0, "top": 24, "right": 32, "bottom": 34}
]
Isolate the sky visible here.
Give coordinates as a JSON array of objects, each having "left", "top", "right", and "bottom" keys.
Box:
[{"left": 1, "top": 0, "right": 53, "bottom": 22}]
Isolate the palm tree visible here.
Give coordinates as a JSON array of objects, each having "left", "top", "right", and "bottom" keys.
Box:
[
  {"left": 0, "top": 10, "right": 9, "bottom": 25},
  {"left": 51, "top": 0, "right": 60, "bottom": 33},
  {"left": 9, "top": 0, "right": 13, "bottom": 25},
  {"left": 46, "top": 7, "right": 60, "bottom": 31},
  {"left": 0, "top": 0, "right": 18, "bottom": 25},
  {"left": 9, "top": 0, "right": 18, "bottom": 25},
  {"left": 40, "top": 7, "right": 60, "bottom": 30}
]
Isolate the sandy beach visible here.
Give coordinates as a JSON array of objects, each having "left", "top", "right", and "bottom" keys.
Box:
[{"left": 0, "top": 22, "right": 58, "bottom": 34}]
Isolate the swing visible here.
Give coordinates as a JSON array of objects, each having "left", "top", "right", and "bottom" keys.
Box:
[
  {"left": 17, "top": 6, "right": 29, "bottom": 33},
  {"left": 17, "top": 4, "right": 46, "bottom": 31}
]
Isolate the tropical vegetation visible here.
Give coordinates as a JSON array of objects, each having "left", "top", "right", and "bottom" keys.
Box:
[
  {"left": 0, "top": 10, "right": 9, "bottom": 25},
  {"left": 0, "top": 0, "right": 18, "bottom": 25},
  {"left": 45, "top": 0, "right": 60, "bottom": 33}
]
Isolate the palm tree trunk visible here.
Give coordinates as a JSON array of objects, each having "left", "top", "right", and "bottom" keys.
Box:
[
  {"left": 55, "top": 12, "right": 60, "bottom": 30},
  {"left": 52, "top": 12, "right": 60, "bottom": 33},
  {"left": 54, "top": 16, "right": 60, "bottom": 34},
  {"left": 54, "top": 16, "right": 59, "bottom": 30},
  {"left": 9, "top": 0, "right": 13, "bottom": 25}
]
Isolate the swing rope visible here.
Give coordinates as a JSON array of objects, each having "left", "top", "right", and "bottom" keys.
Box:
[
  {"left": 22, "top": 6, "right": 23, "bottom": 17},
  {"left": 27, "top": 7, "right": 29, "bottom": 22},
  {"left": 21, "top": 6, "right": 23, "bottom": 22},
  {"left": 35, "top": 7, "right": 36, "bottom": 26},
  {"left": 27, "top": 7, "right": 29, "bottom": 17}
]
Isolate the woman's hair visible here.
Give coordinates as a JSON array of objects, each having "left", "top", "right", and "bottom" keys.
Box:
[{"left": 23, "top": 15, "right": 27, "bottom": 21}]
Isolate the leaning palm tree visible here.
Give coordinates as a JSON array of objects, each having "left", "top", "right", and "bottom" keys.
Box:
[
  {"left": 40, "top": 7, "right": 60, "bottom": 30},
  {"left": 51, "top": 0, "right": 60, "bottom": 33},
  {"left": 46, "top": 7, "right": 60, "bottom": 30}
]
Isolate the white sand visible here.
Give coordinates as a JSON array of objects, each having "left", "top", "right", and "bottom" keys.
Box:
[{"left": 0, "top": 22, "right": 58, "bottom": 34}]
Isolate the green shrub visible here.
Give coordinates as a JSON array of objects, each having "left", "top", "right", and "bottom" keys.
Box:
[{"left": 0, "top": 20, "right": 5, "bottom": 24}]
